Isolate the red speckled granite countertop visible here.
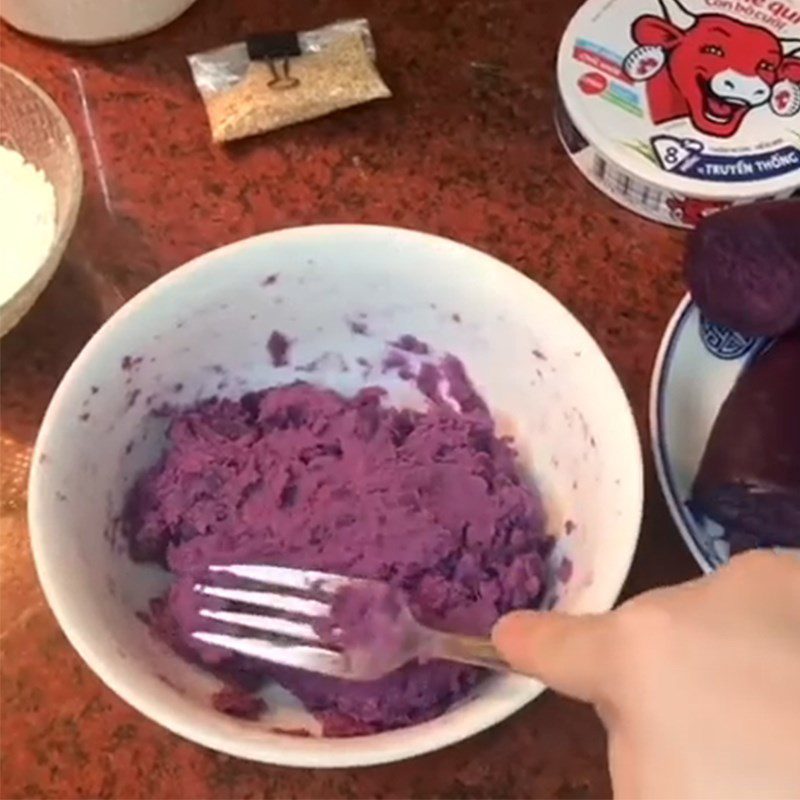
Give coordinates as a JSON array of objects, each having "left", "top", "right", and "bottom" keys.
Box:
[{"left": 0, "top": 0, "right": 700, "bottom": 796}]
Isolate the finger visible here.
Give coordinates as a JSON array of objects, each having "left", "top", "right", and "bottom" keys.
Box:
[{"left": 492, "top": 610, "right": 614, "bottom": 704}]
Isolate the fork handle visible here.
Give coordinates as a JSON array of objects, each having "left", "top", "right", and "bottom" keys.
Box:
[{"left": 434, "top": 632, "right": 511, "bottom": 672}]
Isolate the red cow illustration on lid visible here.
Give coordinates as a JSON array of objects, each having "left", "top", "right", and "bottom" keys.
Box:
[{"left": 623, "top": 0, "right": 800, "bottom": 137}]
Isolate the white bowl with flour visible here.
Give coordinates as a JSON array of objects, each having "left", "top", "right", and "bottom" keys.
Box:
[
  {"left": 0, "top": 148, "right": 56, "bottom": 306},
  {"left": 0, "top": 65, "right": 82, "bottom": 337}
]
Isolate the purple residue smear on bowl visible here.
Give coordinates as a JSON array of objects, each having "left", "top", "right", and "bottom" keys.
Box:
[
  {"left": 121, "top": 355, "right": 143, "bottom": 371},
  {"left": 348, "top": 319, "right": 369, "bottom": 336},
  {"left": 212, "top": 686, "right": 267, "bottom": 720},
  {"left": 267, "top": 331, "right": 291, "bottom": 367},
  {"left": 122, "top": 346, "right": 550, "bottom": 736},
  {"left": 391, "top": 335, "right": 430, "bottom": 355}
]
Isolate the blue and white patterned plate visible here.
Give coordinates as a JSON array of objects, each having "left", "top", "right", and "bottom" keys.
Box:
[{"left": 650, "top": 295, "right": 773, "bottom": 573}]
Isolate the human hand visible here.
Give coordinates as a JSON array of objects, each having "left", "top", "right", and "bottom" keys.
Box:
[{"left": 492, "top": 552, "right": 800, "bottom": 799}]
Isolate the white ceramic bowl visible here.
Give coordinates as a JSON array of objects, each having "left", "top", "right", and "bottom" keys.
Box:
[
  {"left": 1, "top": 0, "right": 198, "bottom": 44},
  {"left": 29, "top": 225, "right": 643, "bottom": 767}
]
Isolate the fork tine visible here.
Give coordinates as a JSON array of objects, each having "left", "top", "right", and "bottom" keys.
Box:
[
  {"left": 194, "top": 584, "right": 329, "bottom": 617},
  {"left": 192, "top": 632, "right": 349, "bottom": 677},
  {"left": 198, "top": 608, "right": 320, "bottom": 641},
  {"left": 208, "top": 563, "right": 354, "bottom": 594}
]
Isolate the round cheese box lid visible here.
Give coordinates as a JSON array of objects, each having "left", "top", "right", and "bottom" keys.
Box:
[{"left": 556, "top": 0, "right": 800, "bottom": 225}]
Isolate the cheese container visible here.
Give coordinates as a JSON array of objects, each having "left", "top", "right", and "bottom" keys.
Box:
[{"left": 556, "top": 0, "right": 800, "bottom": 227}]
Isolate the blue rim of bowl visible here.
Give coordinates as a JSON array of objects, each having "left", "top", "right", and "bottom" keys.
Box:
[
  {"left": 650, "top": 295, "right": 775, "bottom": 573},
  {"left": 650, "top": 294, "right": 716, "bottom": 573}
]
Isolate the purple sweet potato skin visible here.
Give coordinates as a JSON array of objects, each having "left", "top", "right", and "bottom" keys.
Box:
[
  {"left": 685, "top": 201, "right": 800, "bottom": 338},
  {"left": 692, "top": 331, "right": 800, "bottom": 550}
]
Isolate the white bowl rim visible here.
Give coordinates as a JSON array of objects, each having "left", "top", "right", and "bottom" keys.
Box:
[
  {"left": 29, "top": 224, "right": 644, "bottom": 767},
  {"left": 649, "top": 292, "right": 715, "bottom": 575}
]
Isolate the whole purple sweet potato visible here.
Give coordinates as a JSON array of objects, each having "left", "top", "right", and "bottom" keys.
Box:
[
  {"left": 685, "top": 200, "right": 800, "bottom": 337},
  {"left": 692, "top": 331, "right": 800, "bottom": 552}
]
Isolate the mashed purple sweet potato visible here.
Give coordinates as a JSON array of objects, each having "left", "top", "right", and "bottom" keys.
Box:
[
  {"left": 314, "top": 582, "right": 418, "bottom": 680},
  {"left": 124, "top": 362, "right": 549, "bottom": 735}
]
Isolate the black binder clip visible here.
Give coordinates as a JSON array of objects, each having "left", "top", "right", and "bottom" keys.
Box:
[{"left": 246, "top": 33, "right": 302, "bottom": 90}]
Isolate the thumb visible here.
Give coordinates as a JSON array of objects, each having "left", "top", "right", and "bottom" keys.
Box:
[{"left": 492, "top": 610, "right": 615, "bottom": 704}]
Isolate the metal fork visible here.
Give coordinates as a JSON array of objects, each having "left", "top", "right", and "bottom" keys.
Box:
[{"left": 192, "top": 564, "right": 510, "bottom": 681}]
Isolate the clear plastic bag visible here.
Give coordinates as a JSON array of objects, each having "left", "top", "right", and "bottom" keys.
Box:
[{"left": 188, "top": 19, "right": 391, "bottom": 143}]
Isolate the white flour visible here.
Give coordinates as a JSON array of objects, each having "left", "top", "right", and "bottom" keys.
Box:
[{"left": 0, "top": 145, "right": 57, "bottom": 305}]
